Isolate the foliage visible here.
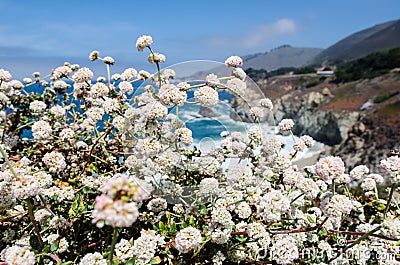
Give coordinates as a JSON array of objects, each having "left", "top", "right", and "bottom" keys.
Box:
[
  {"left": 0, "top": 36, "right": 399, "bottom": 265},
  {"left": 333, "top": 47, "right": 400, "bottom": 83},
  {"left": 373, "top": 91, "right": 400, "bottom": 103}
]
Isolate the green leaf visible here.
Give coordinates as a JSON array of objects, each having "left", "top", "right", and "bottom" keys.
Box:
[
  {"left": 307, "top": 215, "right": 315, "bottom": 224},
  {"left": 236, "top": 236, "right": 247, "bottom": 243},
  {"left": 68, "top": 207, "right": 76, "bottom": 217},
  {"left": 159, "top": 221, "right": 165, "bottom": 231},
  {"left": 150, "top": 256, "right": 162, "bottom": 264},
  {"left": 318, "top": 227, "right": 328, "bottom": 237},
  {"left": 199, "top": 205, "right": 208, "bottom": 215},
  {"left": 71, "top": 200, "right": 78, "bottom": 210},
  {"left": 50, "top": 242, "right": 59, "bottom": 252},
  {"left": 189, "top": 215, "right": 195, "bottom": 226},
  {"left": 376, "top": 204, "right": 386, "bottom": 211},
  {"left": 171, "top": 222, "right": 177, "bottom": 233},
  {"left": 125, "top": 259, "right": 135, "bottom": 265},
  {"left": 181, "top": 222, "right": 187, "bottom": 228}
]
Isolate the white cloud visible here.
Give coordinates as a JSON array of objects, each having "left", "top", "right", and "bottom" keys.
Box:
[
  {"left": 243, "top": 18, "right": 299, "bottom": 48},
  {"left": 201, "top": 18, "right": 300, "bottom": 56}
]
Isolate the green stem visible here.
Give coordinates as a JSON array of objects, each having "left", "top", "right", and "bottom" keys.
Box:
[
  {"left": 332, "top": 180, "right": 336, "bottom": 195},
  {"left": 27, "top": 198, "right": 44, "bottom": 247},
  {"left": 175, "top": 106, "right": 179, "bottom": 128},
  {"left": 184, "top": 101, "right": 200, "bottom": 105},
  {"left": 1, "top": 107, "right": 6, "bottom": 142},
  {"left": 148, "top": 47, "right": 162, "bottom": 88},
  {"left": 0, "top": 143, "right": 17, "bottom": 177},
  {"left": 13, "top": 120, "right": 36, "bottom": 133},
  {"left": 218, "top": 76, "right": 235, "bottom": 81},
  {"left": 289, "top": 130, "right": 297, "bottom": 145},
  {"left": 384, "top": 183, "right": 396, "bottom": 218},
  {"left": 106, "top": 64, "right": 111, "bottom": 88},
  {"left": 108, "top": 227, "right": 119, "bottom": 265},
  {"left": 186, "top": 83, "right": 206, "bottom": 90}
]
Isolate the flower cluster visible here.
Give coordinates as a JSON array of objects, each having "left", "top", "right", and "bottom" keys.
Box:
[
  {"left": 0, "top": 34, "right": 398, "bottom": 265},
  {"left": 92, "top": 175, "right": 152, "bottom": 228}
]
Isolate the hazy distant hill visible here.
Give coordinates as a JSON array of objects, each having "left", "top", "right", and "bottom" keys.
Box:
[
  {"left": 243, "top": 45, "right": 323, "bottom": 70},
  {"left": 313, "top": 19, "right": 400, "bottom": 63}
]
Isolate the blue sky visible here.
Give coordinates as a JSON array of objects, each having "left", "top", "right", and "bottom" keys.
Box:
[{"left": 0, "top": 0, "right": 399, "bottom": 79}]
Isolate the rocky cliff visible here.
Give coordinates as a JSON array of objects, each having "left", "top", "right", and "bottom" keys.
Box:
[
  {"left": 259, "top": 72, "right": 400, "bottom": 170},
  {"left": 274, "top": 88, "right": 360, "bottom": 146}
]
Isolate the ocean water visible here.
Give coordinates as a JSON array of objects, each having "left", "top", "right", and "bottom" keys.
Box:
[
  {"left": 176, "top": 98, "right": 325, "bottom": 163},
  {"left": 22, "top": 80, "right": 324, "bottom": 164}
]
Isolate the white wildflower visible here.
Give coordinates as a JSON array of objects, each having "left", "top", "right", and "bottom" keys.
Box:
[
  {"left": 32, "top": 120, "right": 52, "bottom": 140},
  {"left": 42, "top": 151, "right": 66, "bottom": 173},
  {"left": 225, "top": 56, "right": 243, "bottom": 68},
  {"left": 136, "top": 35, "right": 153, "bottom": 52},
  {"left": 78, "top": 252, "right": 107, "bottom": 265},
  {"left": 29, "top": 100, "right": 46, "bottom": 113},
  {"left": 175, "top": 227, "right": 202, "bottom": 253},
  {"left": 194, "top": 86, "right": 219, "bottom": 107},
  {"left": 226, "top": 78, "right": 246, "bottom": 97}
]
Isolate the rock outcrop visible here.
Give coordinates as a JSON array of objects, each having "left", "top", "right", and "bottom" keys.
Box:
[
  {"left": 275, "top": 88, "right": 359, "bottom": 146},
  {"left": 199, "top": 106, "right": 221, "bottom": 118},
  {"left": 229, "top": 82, "right": 275, "bottom": 124}
]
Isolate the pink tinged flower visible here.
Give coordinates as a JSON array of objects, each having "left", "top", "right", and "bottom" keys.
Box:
[
  {"left": 278, "top": 119, "right": 294, "bottom": 132},
  {"left": 92, "top": 195, "right": 139, "bottom": 228},
  {"left": 148, "top": 52, "right": 166, "bottom": 64},
  {"left": 118, "top": 81, "right": 133, "bottom": 94},
  {"left": 138, "top": 70, "right": 150, "bottom": 80},
  {"left": 194, "top": 86, "right": 219, "bottom": 107},
  {"left": 225, "top": 55, "right": 243, "bottom": 68},
  {"left": 320, "top": 194, "right": 353, "bottom": 218},
  {"left": 42, "top": 151, "right": 66, "bottom": 173},
  {"left": 206, "top": 73, "right": 220, "bottom": 88},
  {"left": 158, "top": 84, "right": 187, "bottom": 107},
  {"left": 259, "top": 98, "right": 273, "bottom": 110},
  {"left": 121, "top": 68, "right": 138, "bottom": 81},
  {"left": 296, "top": 178, "right": 320, "bottom": 199},
  {"left": 249, "top": 107, "right": 265, "bottom": 119},
  {"left": 0, "top": 69, "right": 12, "bottom": 82},
  {"left": 136, "top": 35, "right": 153, "bottom": 52},
  {"left": 9, "top": 80, "right": 24, "bottom": 89},
  {"left": 3, "top": 245, "right": 36, "bottom": 265},
  {"left": 293, "top": 140, "right": 306, "bottom": 152},
  {"left": 349, "top": 165, "right": 369, "bottom": 180},
  {"left": 52, "top": 65, "right": 72, "bottom": 79},
  {"left": 32, "top": 120, "right": 52, "bottom": 140},
  {"left": 174, "top": 127, "right": 193, "bottom": 146},
  {"left": 315, "top": 156, "right": 346, "bottom": 183},
  {"left": 72, "top": 67, "right": 94, "bottom": 83},
  {"left": 300, "top": 135, "right": 315, "bottom": 148},
  {"left": 380, "top": 155, "right": 400, "bottom": 184},
  {"left": 174, "top": 226, "right": 202, "bottom": 253},
  {"left": 226, "top": 78, "right": 246, "bottom": 97},
  {"left": 103, "top": 56, "right": 114, "bottom": 65},
  {"left": 232, "top": 67, "right": 246, "bottom": 80}
]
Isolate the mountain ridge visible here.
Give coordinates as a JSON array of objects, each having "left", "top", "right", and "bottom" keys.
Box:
[
  {"left": 245, "top": 19, "right": 400, "bottom": 70},
  {"left": 313, "top": 19, "right": 400, "bottom": 63}
]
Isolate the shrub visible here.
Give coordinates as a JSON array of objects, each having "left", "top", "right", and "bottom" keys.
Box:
[
  {"left": 373, "top": 91, "right": 400, "bottom": 103},
  {"left": 0, "top": 36, "right": 399, "bottom": 265}
]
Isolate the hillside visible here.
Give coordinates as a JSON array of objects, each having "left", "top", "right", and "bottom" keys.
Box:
[
  {"left": 254, "top": 69, "right": 400, "bottom": 170},
  {"left": 243, "top": 45, "right": 323, "bottom": 70},
  {"left": 313, "top": 19, "right": 400, "bottom": 63}
]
